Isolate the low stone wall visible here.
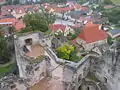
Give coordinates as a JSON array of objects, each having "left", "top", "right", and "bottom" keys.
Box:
[{"left": 46, "top": 48, "right": 99, "bottom": 69}]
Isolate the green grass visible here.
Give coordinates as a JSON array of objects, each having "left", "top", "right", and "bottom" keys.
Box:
[
  {"left": 44, "top": 29, "right": 52, "bottom": 35},
  {"left": 111, "top": 0, "right": 120, "bottom": 5},
  {"left": 0, "top": 63, "right": 15, "bottom": 78}
]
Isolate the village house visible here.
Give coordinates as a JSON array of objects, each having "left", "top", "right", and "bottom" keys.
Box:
[
  {"left": 107, "top": 29, "right": 120, "bottom": 39},
  {"left": 50, "top": 24, "right": 75, "bottom": 36},
  {"left": 0, "top": 18, "right": 25, "bottom": 35},
  {"left": 76, "top": 22, "right": 108, "bottom": 51},
  {"left": 74, "top": 4, "right": 82, "bottom": 10},
  {"left": 0, "top": 0, "right": 6, "bottom": 5},
  {"left": 44, "top": 4, "right": 74, "bottom": 17},
  {"left": 1, "top": 5, "right": 40, "bottom": 19},
  {"left": 11, "top": 8, "right": 26, "bottom": 19}
]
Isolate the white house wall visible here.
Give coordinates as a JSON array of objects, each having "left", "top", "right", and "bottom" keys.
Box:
[{"left": 77, "top": 38, "right": 107, "bottom": 51}]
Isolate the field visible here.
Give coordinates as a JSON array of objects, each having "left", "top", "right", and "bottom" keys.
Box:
[{"left": 111, "top": 0, "right": 120, "bottom": 5}]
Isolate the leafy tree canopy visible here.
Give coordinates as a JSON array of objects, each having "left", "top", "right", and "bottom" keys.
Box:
[
  {"left": 9, "top": 26, "right": 16, "bottom": 34},
  {"left": 0, "top": 25, "right": 3, "bottom": 36},
  {"left": 56, "top": 44, "right": 75, "bottom": 60},
  {"left": 104, "top": 0, "right": 113, "bottom": 5},
  {"left": 23, "top": 13, "right": 56, "bottom": 33},
  {"left": 0, "top": 36, "right": 12, "bottom": 64},
  {"left": 102, "top": 7, "right": 120, "bottom": 25},
  {"left": 56, "top": 44, "right": 83, "bottom": 62}
]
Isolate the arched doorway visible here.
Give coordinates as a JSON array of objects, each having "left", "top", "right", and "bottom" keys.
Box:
[{"left": 78, "top": 85, "right": 82, "bottom": 90}]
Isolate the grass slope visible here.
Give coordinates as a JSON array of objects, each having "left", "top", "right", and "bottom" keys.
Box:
[
  {"left": 111, "top": 0, "right": 120, "bottom": 5},
  {"left": 0, "top": 63, "right": 14, "bottom": 77}
]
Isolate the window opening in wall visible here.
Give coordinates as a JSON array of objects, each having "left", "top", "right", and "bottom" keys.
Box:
[
  {"left": 78, "top": 85, "right": 82, "bottom": 90},
  {"left": 104, "top": 77, "right": 107, "bottom": 83},
  {"left": 78, "top": 74, "right": 82, "bottom": 82},
  {"left": 25, "top": 38, "right": 32, "bottom": 45},
  {"left": 35, "top": 66, "right": 39, "bottom": 71},
  {"left": 87, "top": 87, "right": 90, "bottom": 90}
]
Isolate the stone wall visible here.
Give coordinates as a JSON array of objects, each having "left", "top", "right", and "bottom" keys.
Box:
[
  {"left": 17, "top": 33, "right": 40, "bottom": 47},
  {"left": 91, "top": 50, "right": 120, "bottom": 90},
  {"left": 14, "top": 32, "right": 51, "bottom": 81}
]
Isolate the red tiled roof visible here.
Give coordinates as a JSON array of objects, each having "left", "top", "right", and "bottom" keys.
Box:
[
  {"left": 48, "top": 4, "right": 57, "bottom": 8},
  {"left": 23, "top": 5, "right": 33, "bottom": 8},
  {"left": 0, "top": 18, "right": 25, "bottom": 31},
  {"left": 74, "top": 4, "right": 81, "bottom": 9},
  {"left": 78, "top": 22, "right": 108, "bottom": 43},
  {"left": 81, "top": 6, "right": 88, "bottom": 11},
  {"left": 0, "top": 15, "right": 3, "bottom": 18},
  {"left": 14, "top": 20, "right": 25, "bottom": 31},
  {"left": 104, "top": 5, "right": 114, "bottom": 9},
  {"left": 1, "top": 11, "right": 10, "bottom": 15},
  {"left": 0, "top": 18, "right": 15, "bottom": 23},
  {"left": 14, "top": 8, "right": 26, "bottom": 14},
  {"left": 67, "top": 1, "right": 75, "bottom": 6},
  {"left": 53, "top": 6, "right": 74, "bottom": 13},
  {"left": 0, "top": 0, "right": 5, "bottom": 2},
  {"left": 42, "top": 3, "right": 50, "bottom": 6},
  {"left": 50, "top": 24, "right": 66, "bottom": 32}
]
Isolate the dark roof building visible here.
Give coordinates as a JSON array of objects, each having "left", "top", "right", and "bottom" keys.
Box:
[{"left": 108, "top": 29, "right": 120, "bottom": 38}]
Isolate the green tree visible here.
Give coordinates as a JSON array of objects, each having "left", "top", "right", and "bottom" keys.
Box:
[
  {"left": 13, "top": 0, "right": 19, "bottom": 4},
  {"left": 56, "top": 44, "right": 75, "bottom": 60},
  {"left": 20, "top": 26, "right": 31, "bottom": 33},
  {"left": 77, "top": 0, "right": 88, "bottom": 4},
  {"left": 44, "top": 13, "right": 56, "bottom": 25},
  {"left": 107, "top": 36, "right": 114, "bottom": 45},
  {"left": 0, "top": 25, "right": 3, "bottom": 36},
  {"left": 102, "top": 7, "right": 120, "bottom": 25},
  {"left": 23, "top": 13, "right": 56, "bottom": 33},
  {"left": 6, "top": 0, "right": 13, "bottom": 5},
  {"left": 110, "top": 0, "right": 120, "bottom": 5},
  {"left": 0, "top": 37, "right": 12, "bottom": 64},
  {"left": 104, "top": 0, "right": 113, "bottom": 5},
  {"left": 9, "top": 26, "right": 15, "bottom": 34}
]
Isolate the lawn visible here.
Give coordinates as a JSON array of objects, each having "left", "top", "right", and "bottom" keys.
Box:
[
  {"left": 0, "top": 63, "right": 15, "bottom": 78},
  {"left": 111, "top": 0, "right": 120, "bottom": 5}
]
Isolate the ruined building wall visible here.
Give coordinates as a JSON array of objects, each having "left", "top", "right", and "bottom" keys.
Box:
[{"left": 91, "top": 51, "right": 120, "bottom": 90}]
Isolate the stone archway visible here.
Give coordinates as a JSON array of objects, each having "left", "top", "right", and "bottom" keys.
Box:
[{"left": 78, "top": 79, "right": 100, "bottom": 90}]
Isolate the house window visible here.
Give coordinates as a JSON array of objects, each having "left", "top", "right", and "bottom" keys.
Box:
[{"left": 35, "top": 67, "right": 39, "bottom": 71}]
